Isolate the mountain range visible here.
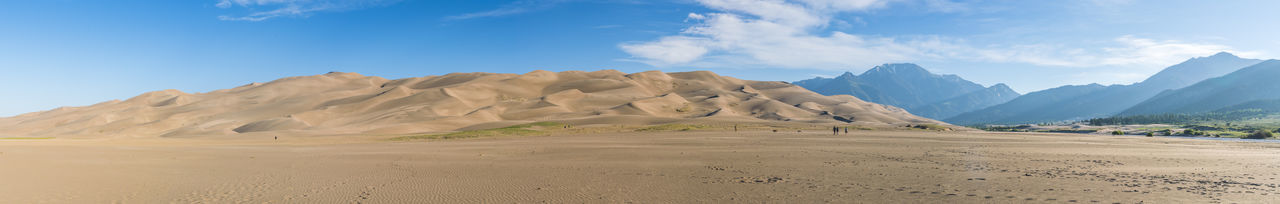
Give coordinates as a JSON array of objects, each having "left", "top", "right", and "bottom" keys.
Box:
[
  {"left": 1121, "top": 59, "right": 1280, "bottom": 115},
  {"left": 794, "top": 63, "right": 1021, "bottom": 119},
  {"left": 0, "top": 70, "right": 940, "bottom": 138},
  {"left": 946, "top": 52, "right": 1263, "bottom": 125}
]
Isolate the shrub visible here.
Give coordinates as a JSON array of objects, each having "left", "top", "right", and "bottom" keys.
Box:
[
  {"left": 1182, "top": 129, "right": 1203, "bottom": 136},
  {"left": 911, "top": 124, "right": 952, "bottom": 131},
  {"left": 1111, "top": 130, "right": 1124, "bottom": 135},
  {"left": 1244, "top": 130, "right": 1273, "bottom": 139},
  {"left": 1145, "top": 132, "right": 1153, "bottom": 137}
]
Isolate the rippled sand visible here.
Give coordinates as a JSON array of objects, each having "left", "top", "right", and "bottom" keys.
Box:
[{"left": 3, "top": 130, "right": 1279, "bottom": 203}]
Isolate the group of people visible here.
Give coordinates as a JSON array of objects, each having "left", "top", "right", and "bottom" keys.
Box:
[{"left": 735, "top": 124, "right": 852, "bottom": 135}]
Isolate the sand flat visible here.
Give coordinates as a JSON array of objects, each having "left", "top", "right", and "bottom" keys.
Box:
[{"left": 3, "top": 130, "right": 1279, "bottom": 203}]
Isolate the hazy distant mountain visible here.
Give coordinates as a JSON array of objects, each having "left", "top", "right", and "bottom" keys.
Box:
[
  {"left": 945, "top": 84, "right": 1110, "bottom": 125},
  {"left": 947, "top": 52, "right": 1263, "bottom": 125},
  {"left": 795, "top": 63, "right": 1019, "bottom": 119},
  {"left": 907, "top": 83, "right": 1021, "bottom": 119},
  {"left": 1122, "top": 60, "right": 1280, "bottom": 115}
]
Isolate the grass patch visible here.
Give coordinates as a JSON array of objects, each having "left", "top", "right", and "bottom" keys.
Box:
[
  {"left": 392, "top": 122, "right": 565, "bottom": 141},
  {"left": 1035, "top": 129, "right": 1099, "bottom": 134},
  {"left": 847, "top": 126, "right": 874, "bottom": 131},
  {"left": 501, "top": 121, "right": 564, "bottom": 129},
  {"left": 0, "top": 137, "right": 54, "bottom": 140},
  {"left": 910, "top": 124, "right": 953, "bottom": 131},
  {"left": 633, "top": 124, "right": 709, "bottom": 132}
]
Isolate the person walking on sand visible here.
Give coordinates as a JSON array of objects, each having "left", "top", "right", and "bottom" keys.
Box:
[
  {"left": 274, "top": 136, "right": 278, "bottom": 140},
  {"left": 832, "top": 126, "right": 839, "bottom": 135},
  {"left": 844, "top": 127, "right": 848, "bottom": 134}
]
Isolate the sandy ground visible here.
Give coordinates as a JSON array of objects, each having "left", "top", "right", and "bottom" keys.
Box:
[{"left": 3, "top": 130, "right": 1280, "bottom": 203}]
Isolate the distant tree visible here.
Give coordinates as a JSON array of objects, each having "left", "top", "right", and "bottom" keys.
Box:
[
  {"left": 1111, "top": 130, "right": 1124, "bottom": 135},
  {"left": 1145, "top": 132, "right": 1154, "bottom": 137}
]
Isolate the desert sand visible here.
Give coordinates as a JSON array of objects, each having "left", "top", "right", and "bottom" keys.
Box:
[{"left": 4, "top": 129, "right": 1279, "bottom": 203}]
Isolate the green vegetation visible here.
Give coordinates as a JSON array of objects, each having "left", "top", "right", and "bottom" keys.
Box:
[
  {"left": 674, "top": 103, "right": 693, "bottom": 113},
  {"left": 392, "top": 122, "right": 564, "bottom": 141},
  {"left": 1085, "top": 110, "right": 1273, "bottom": 126},
  {"left": 1077, "top": 108, "right": 1280, "bottom": 139},
  {"left": 634, "top": 124, "right": 709, "bottom": 132},
  {"left": 910, "top": 124, "right": 952, "bottom": 131},
  {"left": 500, "top": 121, "right": 564, "bottom": 129},
  {"left": 1111, "top": 130, "right": 1124, "bottom": 135},
  {"left": 0, "top": 137, "right": 55, "bottom": 140},
  {"left": 973, "top": 124, "right": 1032, "bottom": 132},
  {"left": 1038, "top": 129, "right": 1098, "bottom": 133},
  {"left": 1245, "top": 130, "right": 1274, "bottom": 139},
  {"left": 1182, "top": 129, "right": 1207, "bottom": 136},
  {"left": 847, "top": 126, "right": 874, "bottom": 131}
]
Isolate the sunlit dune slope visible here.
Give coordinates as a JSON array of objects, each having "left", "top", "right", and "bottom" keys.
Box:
[{"left": 0, "top": 70, "right": 941, "bottom": 138}]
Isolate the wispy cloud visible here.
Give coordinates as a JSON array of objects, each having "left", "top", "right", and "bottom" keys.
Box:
[
  {"left": 920, "top": 0, "right": 970, "bottom": 13},
  {"left": 619, "top": 0, "right": 1254, "bottom": 71},
  {"left": 445, "top": 0, "right": 569, "bottom": 21},
  {"left": 619, "top": 0, "right": 928, "bottom": 69},
  {"left": 593, "top": 25, "right": 623, "bottom": 29},
  {"left": 215, "top": 0, "right": 400, "bottom": 21},
  {"left": 809, "top": 73, "right": 835, "bottom": 78}
]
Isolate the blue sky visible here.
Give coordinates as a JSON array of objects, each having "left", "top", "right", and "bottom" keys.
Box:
[{"left": 1, "top": 0, "right": 1277, "bottom": 116}]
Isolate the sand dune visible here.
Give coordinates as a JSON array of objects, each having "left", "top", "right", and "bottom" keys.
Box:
[{"left": 0, "top": 70, "right": 939, "bottom": 138}]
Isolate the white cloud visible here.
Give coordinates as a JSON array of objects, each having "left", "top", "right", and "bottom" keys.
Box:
[
  {"left": 619, "top": 0, "right": 915, "bottom": 69},
  {"left": 1098, "top": 36, "right": 1241, "bottom": 66},
  {"left": 216, "top": 0, "right": 233, "bottom": 8},
  {"left": 620, "top": 0, "right": 1254, "bottom": 71},
  {"left": 800, "top": 0, "right": 891, "bottom": 13},
  {"left": 619, "top": 36, "right": 710, "bottom": 66},
  {"left": 619, "top": 0, "right": 946, "bottom": 69},
  {"left": 809, "top": 73, "right": 835, "bottom": 78},
  {"left": 215, "top": 0, "right": 399, "bottom": 21},
  {"left": 968, "top": 36, "right": 1256, "bottom": 67}
]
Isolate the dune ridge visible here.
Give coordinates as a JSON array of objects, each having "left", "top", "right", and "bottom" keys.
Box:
[{"left": 0, "top": 70, "right": 940, "bottom": 138}]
